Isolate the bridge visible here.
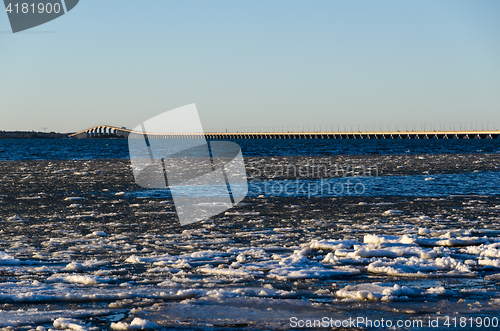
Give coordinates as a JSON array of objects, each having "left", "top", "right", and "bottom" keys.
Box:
[
  {"left": 69, "top": 126, "right": 500, "bottom": 139},
  {"left": 204, "top": 131, "right": 500, "bottom": 139},
  {"left": 69, "top": 126, "right": 133, "bottom": 139}
]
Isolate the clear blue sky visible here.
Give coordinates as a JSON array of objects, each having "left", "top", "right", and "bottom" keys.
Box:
[{"left": 1, "top": 0, "right": 500, "bottom": 132}]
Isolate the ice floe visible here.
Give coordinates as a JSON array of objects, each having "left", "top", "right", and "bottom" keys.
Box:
[
  {"left": 111, "top": 318, "right": 159, "bottom": 330},
  {"left": 336, "top": 283, "right": 418, "bottom": 301}
]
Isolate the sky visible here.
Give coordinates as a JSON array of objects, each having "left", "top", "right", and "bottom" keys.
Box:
[{"left": 1, "top": 0, "right": 500, "bottom": 133}]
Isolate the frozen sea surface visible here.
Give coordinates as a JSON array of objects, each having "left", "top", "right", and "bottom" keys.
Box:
[{"left": 1, "top": 157, "right": 500, "bottom": 330}]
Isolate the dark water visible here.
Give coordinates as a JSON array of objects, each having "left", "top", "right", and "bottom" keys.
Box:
[
  {"left": 0, "top": 139, "right": 129, "bottom": 161},
  {"left": 2, "top": 138, "right": 499, "bottom": 197},
  {"left": 124, "top": 171, "right": 500, "bottom": 199},
  {"left": 1, "top": 138, "right": 500, "bottom": 160},
  {"left": 248, "top": 171, "right": 500, "bottom": 197}
]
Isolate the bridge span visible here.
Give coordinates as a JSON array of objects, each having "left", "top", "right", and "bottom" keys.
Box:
[
  {"left": 69, "top": 126, "right": 133, "bottom": 139},
  {"left": 69, "top": 126, "right": 500, "bottom": 140},
  {"left": 204, "top": 131, "right": 500, "bottom": 139}
]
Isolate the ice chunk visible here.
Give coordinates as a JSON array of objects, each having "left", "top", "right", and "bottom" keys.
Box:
[
  {"left": 111, "top": 318, "right": 159, "bottom": 330},
  {"left": 63, "top": 260, "right": 110, "bottom": 271},
  {"left": 383, "top": 210, "right": 403, "bottom": 215},
  {"left": 0, "top": 251, "right": 20, "bottom": 265},
  {"left": 47, "top": 274, "right": 117, "bottom": 285},
  {"left": 269, "top": 266, "right": 360, "bottom": 280},
  {"left": 336, "top": 283, "right": 418, "bottom": 301},
  {"left": 367, "top": 256, "right": 474, "bottom": 277},
  {"left": 53, "top": 318, "right": 90, "bottom": 330},
  {"left": 90, "top": 231, "right": 108, "bottom": 237}
]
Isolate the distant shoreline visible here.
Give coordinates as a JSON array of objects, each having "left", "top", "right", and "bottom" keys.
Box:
[
  {"left": 0, "top": 131, "right": 70, "bottom": 139},
  {"left": 0, "top": 131, "right": 131, "bottom": 139}
]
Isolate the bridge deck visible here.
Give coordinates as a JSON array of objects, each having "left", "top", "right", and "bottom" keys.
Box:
[
  {"left": 69, "top": 126, "right": 500, "bottom": 139},
  {"left": 205, "top": 131, "right": 498, "bottom": 139}
]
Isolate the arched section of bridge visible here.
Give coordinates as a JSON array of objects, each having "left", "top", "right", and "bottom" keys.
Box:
[{"left": 69, "top": 126, "right": 133, "bottom": 139}]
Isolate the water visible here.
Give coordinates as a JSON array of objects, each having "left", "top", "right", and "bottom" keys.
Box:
[
  {"left": 1, "top": 138, "right": 500, "bottom": 160},
  {"left": 123, "top": 172, "right": 500, "bottom": 199},
  {"left": 2, "top": 138, "right": 499, "bottom": 199},
  {"left": 2, "top": 157, "right": 500, "bottom": 329},
  {"left": 0, "top": 138, "right": 129, "bottom": 161},
  {"left": 249, "top": 171, "right": 500, "bottom": 198},
  {"left": 2, "top": 138, "right": 500, "bottom": 329},
  {"left": 234, "top": 138, "right": 500, "bottom": 157}
]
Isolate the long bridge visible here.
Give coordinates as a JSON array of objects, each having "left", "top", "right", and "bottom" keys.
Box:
[{"left": 69, "top": 126, "right": 500, "bottom": 140}]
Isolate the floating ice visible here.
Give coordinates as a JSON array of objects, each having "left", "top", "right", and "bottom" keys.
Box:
[
  {"left": 0, "top": 251, "right": 20, "bottom": 265},
  {"left": 336, "top": 283, "right": 418, "bottom": 301},
  {"left": 383, "top": 210, "right": 403, "bottom": 215},
  {"left": 367, "top": 256, "right": 474, "bottom": 277},
  {"left": 47, "top": 274, "right": 117, "bottom": 285},
  {"left": 53, "top": 318, "right": 93, "bottom": 331},
  {"left": 63, "top": 260, "right": 110, "bottom": 271},
  {"left": 110, "top": 317, "right": 159, "bottom": 330},
  {"left": 90, "top": 231, "right": 108, "bottom": 237},
  {"left": 269, "top": 266, "right": 360, "bottom": 280},
  {"left": 225, "top": 211, "right": 260, "bottom": 216}
]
